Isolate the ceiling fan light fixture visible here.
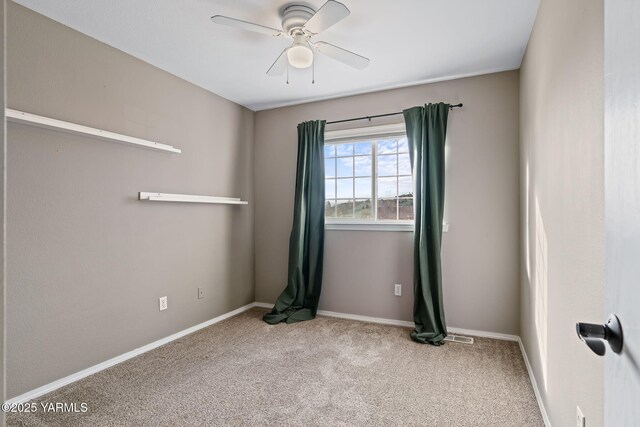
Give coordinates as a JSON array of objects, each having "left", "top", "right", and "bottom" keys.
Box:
[{"left": 287, "top": 43, "right": 314, "bottom": 69}]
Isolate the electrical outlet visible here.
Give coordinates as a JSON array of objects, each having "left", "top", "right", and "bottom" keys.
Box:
[
  {"left": 198, "top": 287, "right": 205, "bottom": 299},
  {"left": 159, "top": 296, "right": 168, "bottom": 311},
  {"left": 576, "top": 406, "right": 585, "bottom": 427},
  {"left": 394, "top": 284, "right": 402, "bottom": 296}
]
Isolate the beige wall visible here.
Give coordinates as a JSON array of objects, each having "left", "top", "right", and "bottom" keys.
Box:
[
  {"left": 7, "top": 3, "right": 255, "bottom": 398},
  {"left": 519, "top": 0, "right": 604, "bottom": 425},
  {"left": 255, "top": 71, "right": 521, "bottom": 335},
  {"left": 1, "top": 0, "right": 5, "bottom": 418}
]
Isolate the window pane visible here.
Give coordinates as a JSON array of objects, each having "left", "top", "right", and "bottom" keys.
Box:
[
  {"left": 336, "top": 143, "right": 353, "bottom": 157},
  {"left": 398, "top": 176, "right": 413, "bottom": 197},
  {"left": 398, "top": 198, "right": 414, "bottom": 220},
  {"left": 337, "top": 179, "right": 354, "bottom": 198},
  {"left": 354, "top": 142, "right": 372, "bottom": 155},
  {"left": 355, "top": 177, "right": 372, "bottom": 198},
  {"left": 325, "top": 158, "right": 336, "bottom": 178},
  {"left": 377, "top": 154, "right": 397, "bottom": 176},
  {"left": 377, "top": 139, "right": 397, "bottom": 154},
  {"left": 325, "top": 179, "right": 336, "bottom": 199},
  {"left": 355, "top": 199, "right": 373, "bottom": 219},
  {"left": 324, "top": 145, "right": 336, "bottom": 158},
  {"left": 337, "top": 157, "right": 353, "bottom": 177},
  {"left": 336, "top": 200, "right": 354, "bottom": 218},
  {"left": 398, "top": 137, "right": 409, "bottom": 153},
  {"left": 377, "top": 177, "right": 397, "bottom": 198},
  {"left": 398, "top": 153, "right": 411, "bottom": 175},
  {"left": 377, "top": 197, "right": 397, "bottom": 220},
  {"left": 354, "top": 156, "right": 372, "bottom": 177},
  {"left": 326, "top": 131, "right": 414, "bottom": 225},
  {"left": 325, "top": 200, "right": 336, "bottom": 218}
]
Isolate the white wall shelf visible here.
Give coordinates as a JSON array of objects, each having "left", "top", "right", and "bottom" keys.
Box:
[
  {"left": 138, "top": 192, "right": 248, "bottom": 205},
  {"left": 6, "top": 108, "right": 181, "bottom": 154},
  {"left": 324, "top": 221, "right": 449, "bottom": 232}
]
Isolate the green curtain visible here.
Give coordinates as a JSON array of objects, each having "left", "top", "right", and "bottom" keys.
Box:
[
  {"left": 263, "top": 120, "right": 326, "bottom": 325},
  {"left": 403, "top": 103, "right": 450, "bottom": 345}
]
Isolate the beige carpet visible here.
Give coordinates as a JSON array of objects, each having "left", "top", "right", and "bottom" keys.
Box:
[{"left": 7, "top": 308, "right": 543, "bottom": 426}]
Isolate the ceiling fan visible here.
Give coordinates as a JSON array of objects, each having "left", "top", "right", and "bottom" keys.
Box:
[{"left": 211, "top": 1, "right": 370, "bottom": 82}]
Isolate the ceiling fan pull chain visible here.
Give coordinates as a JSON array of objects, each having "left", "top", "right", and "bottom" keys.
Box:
[
  {"left": 312, "top": 58, "right": 315, "bottom": 84},
  {"left": 286, "top": 61, "right": 290, "bottom": 84}
]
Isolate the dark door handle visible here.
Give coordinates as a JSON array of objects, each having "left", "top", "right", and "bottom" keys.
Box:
[{"left": 576, "top": 314, "right": 623, "bottom": 356}]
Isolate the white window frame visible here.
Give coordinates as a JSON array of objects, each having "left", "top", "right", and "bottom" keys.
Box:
[{"left": 324, "top": 123, "right": 414, "bottom": 232}]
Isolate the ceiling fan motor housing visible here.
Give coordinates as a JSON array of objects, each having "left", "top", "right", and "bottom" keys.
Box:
[{"left": 281, "top": 4, "right": 315, "bottom": 34}]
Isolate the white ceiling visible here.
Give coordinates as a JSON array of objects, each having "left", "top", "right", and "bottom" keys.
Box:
[{"left": 14, "top": 0, "right": 539, "bottom": 111}]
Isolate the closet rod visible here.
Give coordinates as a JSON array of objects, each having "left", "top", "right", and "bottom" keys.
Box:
[{"left": 326, "top": 103, "right": 463, "bottom": 125}]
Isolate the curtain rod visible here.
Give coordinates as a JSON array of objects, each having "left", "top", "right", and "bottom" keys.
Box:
[{"left": 326, "top": 103, "right": 463, "bottom": 125}]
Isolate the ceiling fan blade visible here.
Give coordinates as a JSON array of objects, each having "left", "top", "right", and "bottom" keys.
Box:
[
  {"left": 266, "top": 49, "right": 289, "bottom": 76},
  {"left": 314, "top": 42, "right": 369, "bottom": 69},
  {"left": 302, "top": 0, "right": 350, "bottom": 34},
  {"left": 211, "top": 15, "right": 283, "bottom": 37}
]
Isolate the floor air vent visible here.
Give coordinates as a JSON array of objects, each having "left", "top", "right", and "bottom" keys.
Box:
[{"left": 444, "top": 335, "right": 474, "bottom": 345}]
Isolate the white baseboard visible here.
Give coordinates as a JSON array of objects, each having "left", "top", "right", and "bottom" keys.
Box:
[
  {"left": 5, "top": 302, "right": 258, "bottom": 405},
  {"left": 7, "top": 300, "right": 549, "bottom": 427},
  {"left": 447, "top": 326, "right": 519, "bottom": 342},
  {"left": 319, "top": 308, "right": 415, "bottom": 328},
  {"left": 253, "top": 302, "right": 273, "bottom": 309},
  {"left": 256, "top": 303, "right": 416, "bottom": 328},
  {"left": 517, "top": 338, "right": 552, "bottom": 427},
  {"left": 256, "top": 302, "right": 519, "bottom": 341}
]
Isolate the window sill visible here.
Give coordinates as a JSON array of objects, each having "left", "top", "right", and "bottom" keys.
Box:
[
  {"left": 325, "top": 221, "right": 413, "bottom": 232},
  {"left": 325, "top": 222, "right": 449, "bottom": 232}
]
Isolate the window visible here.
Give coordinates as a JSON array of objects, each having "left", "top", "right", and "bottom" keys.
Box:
[{"left": 324, "top": 123, "right": 413, "bottom": 231}]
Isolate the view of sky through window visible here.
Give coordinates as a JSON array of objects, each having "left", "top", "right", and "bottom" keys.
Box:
[{"left": 324, "top": 134, "right": 413, "bottom": 222}]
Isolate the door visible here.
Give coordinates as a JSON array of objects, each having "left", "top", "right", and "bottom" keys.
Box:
[{"left": 604, "top": 0, "right": 640, "bottom": 425}]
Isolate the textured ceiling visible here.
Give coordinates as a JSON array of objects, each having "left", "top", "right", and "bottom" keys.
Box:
[{"left": 14, "top": 0, "right": 540, "bottom": 111}]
